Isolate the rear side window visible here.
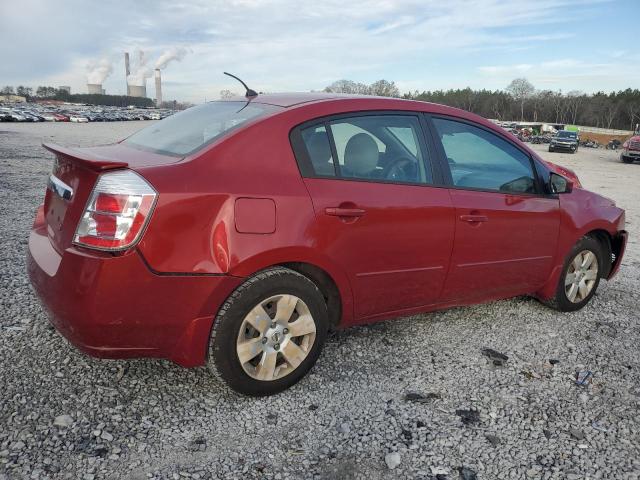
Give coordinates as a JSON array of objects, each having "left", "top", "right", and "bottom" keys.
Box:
[
  {"left": 432, "top": 117, "right": 536, "bottom": 194},
  {"left": 299, "top": 125, "right": 336, "bottom": 177},
  {"left": 125, "top": 101, "right": 281, "bottom": 156},
  {"left": 295, "top": 115, "right": 432, "bottom": 185}
]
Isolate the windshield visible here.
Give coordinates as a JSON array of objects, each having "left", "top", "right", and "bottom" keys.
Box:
[
  {"left": 125, "top": 101, "right": 281, "bottom": 156},
  {"left": 557, "top": 131, "right": 577, "bottom": 139}
]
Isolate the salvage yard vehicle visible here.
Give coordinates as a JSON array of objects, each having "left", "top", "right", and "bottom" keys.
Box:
[
  {"left": 28, "top": 92, "right": 628, "bottom": 396},
  {"left": 549, "top": 130, "right": 579, "bottom": 153},
  {"left": 69, "top": 115, "right": 89, "bottom": 123},
  {"left": 621, "top": 133, "right": 640, "bottom": 163}
]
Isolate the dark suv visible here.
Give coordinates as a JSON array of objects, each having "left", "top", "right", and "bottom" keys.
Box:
[{"left": 549, "top": 130, "right": 579, "bottom": 153}]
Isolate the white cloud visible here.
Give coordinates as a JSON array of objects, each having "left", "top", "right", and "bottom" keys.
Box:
[{"left": 479, "top": 64, "right": 534, "bottom": 75}]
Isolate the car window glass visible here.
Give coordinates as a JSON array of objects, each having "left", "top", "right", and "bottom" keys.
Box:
[
  {"left": 387, "top": 126, "right": 419, "bottom": 156},
  {"left": 433, "top": 118, "right": 536, "bottom": 194},
  {"left": 300, "top": 125, "right": 336, "bottom": 177},
  {"left": 125, "top": 101, "right": 280, "bottom": 156},
  {"left": 329, "top": 116, "right": 432, "bottom": 184},
  {"left": 330, "top": 123, "right": 386, "bottom": 161}
]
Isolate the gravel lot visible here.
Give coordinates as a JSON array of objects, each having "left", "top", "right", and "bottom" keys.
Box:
[{"left": 1, "top": 122, "right": 639, "bottom": 480}]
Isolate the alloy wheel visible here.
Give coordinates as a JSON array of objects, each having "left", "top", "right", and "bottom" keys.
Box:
[
  {"left": 236, "top": 294, "right": 317, "bottom": 381},
  {"left": 565, "top": 250, "right": 599, "bottom": 303}
]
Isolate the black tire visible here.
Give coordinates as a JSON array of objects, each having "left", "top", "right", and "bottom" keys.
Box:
[
  {"left": 621, "top": 155, "right": 634, "bottom": 164},
  {"left": 544, "top": 236, "right": 603, "bottom": 312},
  {"left": 548, "top": 146, "right": 554, "bottom": 152},
  {"left": 208, "top": 267, "right": 328, "bottom": 396}
]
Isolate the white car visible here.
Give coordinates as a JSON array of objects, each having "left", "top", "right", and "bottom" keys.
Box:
[{"left": 69, "top": 115, "right": 89, "bottom": 123}]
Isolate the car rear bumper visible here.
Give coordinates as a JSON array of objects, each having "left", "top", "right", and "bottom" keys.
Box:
[{"left": 27, "top": 207, "right": 243, "bottom": 367}]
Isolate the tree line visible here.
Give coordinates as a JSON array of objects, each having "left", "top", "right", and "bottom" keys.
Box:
[
  {"left": 1, "top": 85, "right": 154, "bottom": 108},
  {"left": 323, "top": 78, "right": 640, "bottom": 131}
]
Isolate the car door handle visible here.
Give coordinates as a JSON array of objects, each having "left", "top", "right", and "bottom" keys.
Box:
[
  {"left": 459, "top": 214, "right": 488, "bottom": 223},
  {"left": 325, "top": 207, "right": 366, "bottom": 218}
]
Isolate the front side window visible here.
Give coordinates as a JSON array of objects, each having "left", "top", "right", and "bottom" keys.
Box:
[
  {"left": 432, "top": 117, "right": 536, "bottom": 194},
  {"left": 297, "top": 115, "right": 432, "bottom": 184},
  {"left": 125, "top": 101, "right": 281, "bottom": 156}
]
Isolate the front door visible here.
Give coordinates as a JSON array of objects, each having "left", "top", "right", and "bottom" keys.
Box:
[
  {"left": 428, "top": 116, "right": 560, "bottom": 301},
  {"left": 292, "top": 113, "right": 455, "bottom": 320}
]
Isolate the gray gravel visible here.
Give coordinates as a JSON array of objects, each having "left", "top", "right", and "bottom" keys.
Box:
[{"left": 1, "top": 122, "right": 640, "bottom": 479}]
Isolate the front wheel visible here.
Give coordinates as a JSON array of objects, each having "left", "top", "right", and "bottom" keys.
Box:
[
  {"left": 548, "top": 146, "right": 554, "bottom": 152},
  {"left": 544, "top": 236, "right": 603, "bottom": 312},
  {"left": 208, "top": 267, "right": 328, "bottom": 396},
  {"left": 621, "top": 155, "right": 634, "bottom": 164}
]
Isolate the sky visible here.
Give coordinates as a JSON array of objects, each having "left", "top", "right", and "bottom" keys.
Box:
[{"left": 1, "top": 0, "right": 639, "bottom": 103}]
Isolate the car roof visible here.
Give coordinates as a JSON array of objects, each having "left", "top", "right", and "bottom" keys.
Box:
[
  {"left": 219, "top": 92, "right": 473, "bottom": 116},
  {"left": 219, "top": 92, "right": 345, "bottom": 107},
  {"left": 220, "top": 92, "right": 444, "bottom": 108}
]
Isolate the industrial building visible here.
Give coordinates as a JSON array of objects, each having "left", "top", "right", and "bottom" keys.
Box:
[
  {"left": 0, "top": 94, "right": 26, "bottom": 103},
  {"left": 87, "top": 84, "right": 103, "bottom": 95}
]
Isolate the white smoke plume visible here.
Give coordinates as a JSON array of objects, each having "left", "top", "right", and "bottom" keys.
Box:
[
  {"left": 155, "top": 47, "right": 189, "bottom": 70},
  {"left": 127, "top": 49, "right": 152, "bottom": 87},
  {"left": 86, "top": 58, "right": 113, "bottom": 84}
]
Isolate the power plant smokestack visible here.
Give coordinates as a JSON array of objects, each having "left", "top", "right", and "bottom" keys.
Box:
[
  {"left": 155, "top": 69, "right": 162, "bottom": 106},
  {"left": 124, "top": 52, "right": 131, "bottom": 96},
  {"left": 87, "top": 83, "right": 103, "bottom": 95}
]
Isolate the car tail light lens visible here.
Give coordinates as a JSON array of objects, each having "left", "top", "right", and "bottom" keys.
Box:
[{"left": 74, "top": 170, "right": 157, "bottom": 251}]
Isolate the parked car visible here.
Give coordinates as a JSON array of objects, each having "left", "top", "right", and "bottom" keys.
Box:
[
  {"left": 621, "top": 133, "right": 640, "bottom": 163},
  {"left": 28, "top": 94, "right": 627, "bottom": 396},
  {"left": 7, "top": 110, "right": 26, "bottom": 122},
  {"left": 606, "top": 139, "right": 622, "bottom": 150},
  {"left": 549, "top": 130, "right": 579, "bottom": 153},
  {"left": 69, "top": 115, "right": 88, "bottom": 123}
]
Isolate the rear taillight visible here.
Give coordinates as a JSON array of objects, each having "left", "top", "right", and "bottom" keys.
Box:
[{"left": 74, "top": 170, "right": 157, "bottom": 251}]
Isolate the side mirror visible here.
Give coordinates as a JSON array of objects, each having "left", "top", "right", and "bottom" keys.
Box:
[{"left": 549, "top": 172, "right": 573, "bottom": 194}]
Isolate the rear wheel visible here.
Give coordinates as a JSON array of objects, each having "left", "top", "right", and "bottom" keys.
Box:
[
  {"left": 208, "top": 267, "right": 328, "bottom": 396},
  {"left": 548, "top": 146, "right": 554, "bottom": 152},
  {"left": 621, "top": 155, "right": 634, "bottom": 164},
  {"left": 544, "top": 236, "right": 603, "bottom": 312}
]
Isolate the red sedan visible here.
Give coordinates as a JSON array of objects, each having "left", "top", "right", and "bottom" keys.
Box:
[{"left": 28, "top": 93, "right": 627, "bottom": 396}]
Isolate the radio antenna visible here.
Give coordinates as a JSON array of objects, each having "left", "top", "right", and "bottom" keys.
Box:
[{"left": 223, "top": 72, "right": 258, "bottom": 97}]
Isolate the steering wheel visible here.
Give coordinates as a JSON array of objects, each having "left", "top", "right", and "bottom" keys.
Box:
[{"left": 384, "top": 157, "right": 417, "bottom": 182}]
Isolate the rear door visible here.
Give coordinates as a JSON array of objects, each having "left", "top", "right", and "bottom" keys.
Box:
[
  {"left": 427, "top": 116, "right": 560, "bottom": 301},
  {"left": 290, "top": 113, "right": 455, "bottom": 320}
]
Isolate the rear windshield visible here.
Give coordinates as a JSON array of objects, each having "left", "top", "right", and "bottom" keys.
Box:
[{"left": 124, "top": 101, "right": 281, "bottom": 156}]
